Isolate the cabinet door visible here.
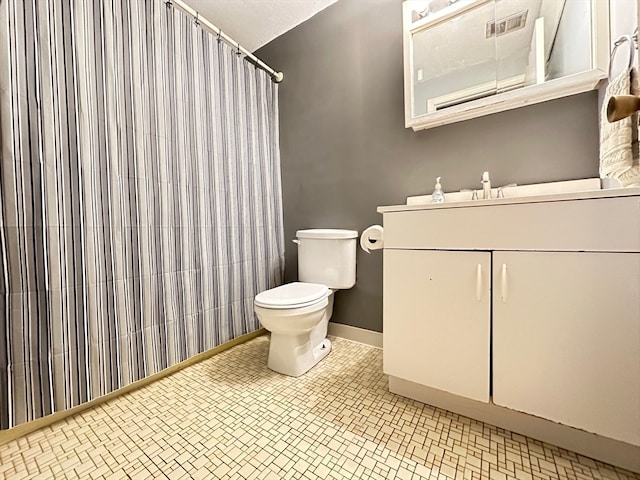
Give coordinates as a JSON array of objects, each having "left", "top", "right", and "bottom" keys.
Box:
[
  {"left": 493, "top": 252, "right": 640, "bottom": 446},
  {"left": 384, "top": 249, "right": 491, "bottom": 402}
]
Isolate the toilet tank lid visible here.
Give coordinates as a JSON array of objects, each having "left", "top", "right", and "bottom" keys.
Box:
[
  {"left": 296, "top": 229, "right": 358, "bottom": 239},
  {"left": 255, "top": 282, "right": 329, "bottom": 307}
]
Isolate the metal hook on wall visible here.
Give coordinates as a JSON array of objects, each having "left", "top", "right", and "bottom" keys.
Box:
[{"left": 609, "top": 34, "right": 636, "bottom": 80}]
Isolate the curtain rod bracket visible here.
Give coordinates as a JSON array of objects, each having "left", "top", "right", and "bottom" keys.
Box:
[{"left": 171, "top": 0, "right": 283, "bottom": 83}]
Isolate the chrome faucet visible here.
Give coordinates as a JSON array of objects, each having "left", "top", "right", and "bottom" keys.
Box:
[
  {"left": 464, "top": 176, "right": 518, "bottom": 201},
  {"left": 460, "top": 189, "right": 479, "bottom": 200},
  {"left": 481, "top": 171, "right": 491, "bottom": 199},
  {"left": 497, "top": 183, "right": 517, "bottom": 198}
]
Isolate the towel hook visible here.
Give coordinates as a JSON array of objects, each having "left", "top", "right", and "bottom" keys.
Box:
[{"left": 609, "top": 34, "right": 636, "bottom": 80}]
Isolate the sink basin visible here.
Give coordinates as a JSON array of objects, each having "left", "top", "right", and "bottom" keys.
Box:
[{"left": 406, "top": 178, "right": 602, "bottom": 205}]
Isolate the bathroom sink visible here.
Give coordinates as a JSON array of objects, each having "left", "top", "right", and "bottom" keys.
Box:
[{"left": 406, "top": 178, "right": 602, "bottom": 205}]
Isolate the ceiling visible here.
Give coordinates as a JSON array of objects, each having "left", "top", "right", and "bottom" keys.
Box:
[{"left": 182, "top": 0, "right": 339, "bottom": 52}]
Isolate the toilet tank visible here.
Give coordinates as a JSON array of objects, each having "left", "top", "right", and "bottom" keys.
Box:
[{"left": 296, "top": 229, "right": 358, "bottom": 289}]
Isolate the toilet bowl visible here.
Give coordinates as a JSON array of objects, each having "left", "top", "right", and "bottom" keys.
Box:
[
  {"left": 254, "top": 282, "right": 334, "bottom": 377},
  {"left": 254, "top": 228, "right": 357, "bottom": 377}
]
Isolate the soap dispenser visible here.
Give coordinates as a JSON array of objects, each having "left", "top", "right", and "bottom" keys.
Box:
[{"left": 432, "top": 177, "right": 445, "bottom": 203}]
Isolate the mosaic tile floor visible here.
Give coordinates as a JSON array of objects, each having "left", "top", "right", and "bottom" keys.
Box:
[{"left": 0, "top": 335, "right": 638, "bottom": 480}]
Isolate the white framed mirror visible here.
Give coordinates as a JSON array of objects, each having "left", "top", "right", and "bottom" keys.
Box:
[{"left": 403, "top": 0, "right": 610, "bottom": 131}]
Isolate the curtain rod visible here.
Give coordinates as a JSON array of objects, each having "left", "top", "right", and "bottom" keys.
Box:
[{"left": 167, "top": 0, "right": 284, "bottom": 83}]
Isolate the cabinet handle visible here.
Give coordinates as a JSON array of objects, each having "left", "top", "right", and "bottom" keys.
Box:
[
  {"left": 501, "top": 264, "right": 508, "bottom": 303},
  {"left": 476, "top": 264, "right": 482, "bottom": 301}
]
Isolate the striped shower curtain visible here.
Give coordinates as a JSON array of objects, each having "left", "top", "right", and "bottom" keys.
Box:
[{"left": 0, "top": 0, "right": 284, "bottom": 429}]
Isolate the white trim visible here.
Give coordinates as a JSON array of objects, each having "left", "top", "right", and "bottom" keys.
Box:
[
  {"left": 389, "top": 376, "right": 640, "bottom": 473},
  {"left": 408, "top": 0, "right": 492, "bottom": 34},
  {"left": 327, "top": 323, "right": 382, "bottom": 349},
  {"left": 407, "top": 69, "right": 605, "bottom": 131},
  {"left": 426, "top": 75, "right": 525, "bottom": 113},
  {"left": 533, "top": 17, "right": 545, "bottom": 84}
]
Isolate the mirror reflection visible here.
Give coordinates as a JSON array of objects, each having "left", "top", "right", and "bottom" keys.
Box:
[{"left": 410, "top": 0, "right": 593, "bottom": 117}]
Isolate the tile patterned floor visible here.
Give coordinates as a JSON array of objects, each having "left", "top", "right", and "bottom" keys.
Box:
[{"left": 0, "top": 335, "right": 638, "bottom": 480}]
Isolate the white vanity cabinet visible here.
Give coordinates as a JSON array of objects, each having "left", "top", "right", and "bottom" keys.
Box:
[
  {"left": 492, "top": 251, "right": 640, "bottom": 447},
  {"left": 384, "top": 249, "right": 491, "bottom": 403},
  {"left": 378, "top": 189, "right": 640, "bottom": 470}
]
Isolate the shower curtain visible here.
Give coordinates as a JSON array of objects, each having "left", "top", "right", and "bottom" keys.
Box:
[{"left": 0, "top": 0, "right": 284, "bottom": 429}]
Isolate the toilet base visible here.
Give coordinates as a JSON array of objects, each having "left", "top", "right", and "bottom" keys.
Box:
[{"left": 267, "top": 334, "right": 332, "bottom": 377}]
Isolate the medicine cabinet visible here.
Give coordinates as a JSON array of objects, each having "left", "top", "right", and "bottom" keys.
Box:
[{"left": 403, "top": 0, "right": 610, "bottom": 131}]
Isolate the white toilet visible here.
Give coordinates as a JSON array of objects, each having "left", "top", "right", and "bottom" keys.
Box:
[{"left": 254, "top": 229, "right": 358, "bottom": 377}]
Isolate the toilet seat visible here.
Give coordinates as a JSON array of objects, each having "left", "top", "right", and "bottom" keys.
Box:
[{"left": 254, "top": 282, "right": 329, "bottom": 309}]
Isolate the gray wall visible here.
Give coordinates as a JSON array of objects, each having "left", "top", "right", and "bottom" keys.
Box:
[{"left": 257, "top": 0, "right": 600, "bottom": 333}]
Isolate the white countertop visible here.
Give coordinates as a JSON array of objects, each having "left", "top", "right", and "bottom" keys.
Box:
[{"left": 377, "top": 187, "right": 640, "bottom": 214}]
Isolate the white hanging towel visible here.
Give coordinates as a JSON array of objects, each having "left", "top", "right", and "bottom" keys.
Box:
[{"left": 599, "top": 67, "right": 640, "bottom": 187}]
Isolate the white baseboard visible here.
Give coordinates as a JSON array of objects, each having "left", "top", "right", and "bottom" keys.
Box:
[{"left": 327, "top": 323, "right": 382, "bottom": 348}]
